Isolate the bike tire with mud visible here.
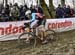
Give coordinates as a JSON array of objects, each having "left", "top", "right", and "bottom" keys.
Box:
[{"left": 18, "top": 32, "right": 37, "bottom": 48}]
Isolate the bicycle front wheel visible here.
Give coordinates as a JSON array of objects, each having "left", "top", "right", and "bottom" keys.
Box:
[{"left": 18, "top": 32, "right": 37, "bottom": 47}]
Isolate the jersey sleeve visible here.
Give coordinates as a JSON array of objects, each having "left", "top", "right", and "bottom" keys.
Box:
[{"left": 30, "top": 13, "right": 36, "bottom": 22}]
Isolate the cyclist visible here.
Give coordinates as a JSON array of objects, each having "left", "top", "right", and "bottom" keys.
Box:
[
  {"left": 25, "top": 10, "right": 45, "bottom": 28},
  {"left": 24, "top": 9, "right": 47, "bottom": 44}
]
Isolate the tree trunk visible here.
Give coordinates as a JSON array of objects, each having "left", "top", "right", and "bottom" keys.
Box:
[
  {"left": 49, "top": 0, "right": 55, "bottom": 18},
  {"left": 40, "top": 0, "right": 51, "bottom": 18},
  {"left": 5, "top": 0, "right": 8, "bottom": 4},
  {"left": 61, "top": 0, "right": 65, "bottom": 6}
]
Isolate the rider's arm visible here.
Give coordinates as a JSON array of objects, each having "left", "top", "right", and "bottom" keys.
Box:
[
  {"left": 30, "top": 13, "right": 36, "bottom": 22},
  {"left": 36, "top": 13, "right": 43, "bottom": 18}
]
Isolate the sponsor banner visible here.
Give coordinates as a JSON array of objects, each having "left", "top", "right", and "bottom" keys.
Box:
[
  {"left": 0, "top": 21, "right": 29, "bottom": 41},
  {"left": 0, "top": 18, "right": 75, "bottom": 41},
  {"left": 45, "top": 18, "right": 75, "bottom": 32}
]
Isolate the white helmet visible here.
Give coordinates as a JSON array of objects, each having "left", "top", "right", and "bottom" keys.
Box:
[{"left": 25, "top": 10, "right": 31, "bottom": 16}]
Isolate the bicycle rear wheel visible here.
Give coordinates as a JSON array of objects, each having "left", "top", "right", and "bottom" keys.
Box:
[
  {"left": 45, "top": 30, "right": 56, "bottom": 41},
  {"left": 18, "top": 32, "right": 37, "bottom": 48}
]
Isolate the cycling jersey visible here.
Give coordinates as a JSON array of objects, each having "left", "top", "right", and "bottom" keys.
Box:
[
  {"left": 30, "top": 13, "right": 44, "bottom": 28},
  {"left": 30, "top": 13, "right": 43, "bottom": 22},
  {"left": 30, "top": 13, "right": 36, "bottom": 22}
]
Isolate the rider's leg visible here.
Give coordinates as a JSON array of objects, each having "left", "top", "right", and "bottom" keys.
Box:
[
  {"left": 36, "top": 20, "right": 44, "bottom": 41},
  {"left": 30, "top": 20, "right": 38, "bottom": 33},
  {"left": 30, "top": 20, "right": 39, "bottom": 28},
  {"left": 41, "top": 29, "right": 49, "bottom": 44},
  {"left": 40, "top": 31, "right": 44, "bottom": 41}
]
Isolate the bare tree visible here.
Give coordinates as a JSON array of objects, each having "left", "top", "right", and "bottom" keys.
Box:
[
  {"left": 49, "top": 0, "right": 55, "bottom": 18},
  {"left": 40, "top": 0, "right": 51, "bottom": 18},
  {"left": 61, "top": 0, "right": 65, "bottom": 6},
  {"left": 40, "top": 0, "right": 55, "bottom": 18}
]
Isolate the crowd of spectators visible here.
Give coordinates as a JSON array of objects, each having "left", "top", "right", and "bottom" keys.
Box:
[
  {"left": 55, "top": 4, "right": 75, "bottom": 18},
  {"left": 0, "top": 3, "right": 44, "bottom": 22},
  {"left": 0, "top": 3, "right": 75, "bottom": 22}
]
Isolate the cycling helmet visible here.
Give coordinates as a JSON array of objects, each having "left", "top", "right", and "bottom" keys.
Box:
[{"left": 25, "top": 10, "right": 31, "bottom": 16}]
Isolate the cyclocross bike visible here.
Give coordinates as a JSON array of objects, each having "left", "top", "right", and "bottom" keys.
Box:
[{"left": 18, "top": 20, "right": 57, "bottom": 48}]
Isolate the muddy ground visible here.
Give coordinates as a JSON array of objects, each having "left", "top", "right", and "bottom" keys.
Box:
[{"left": 0, "top": 30, "right": 75, "bottom": 55}]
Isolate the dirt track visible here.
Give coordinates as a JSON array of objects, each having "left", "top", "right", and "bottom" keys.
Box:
[{"left": 0, "top": 30, "right": 75, "bottom": 55}]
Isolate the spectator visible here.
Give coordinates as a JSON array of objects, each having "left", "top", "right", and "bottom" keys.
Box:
[
  {"left": 0, "top": 4, "right": 10, "bottom": 22},
  {"left": 70, "top": 8, "right": 74, "bottom": 17},
  {"left": 0, "top": 3, "right": 4, "bottom": 14},
  {"left": 4, "top": 4, "right": 10, "bottom": 16},
  {"left": 14, "top": 3, "right": 19, "bottom": 9},
  {"left": 24, "top": 4, "right": 29, "bottom": 10},
  {"left": 30, "top": 5, "right": 36, "bottom": 13},
  {"left": 9, "top": 3, "right": 13, "bottom": 10},
  {"left": 65, "top": 5, "right": 71, "bottom": 18},
  {"left": 63, "top": 5, "right": 67, "bottom": 18},
  {"left": 10, "top": 5, "right": 19, "bottom": 21},
  {"left": 20, "top": 6, "right": 27, "bottom": 20},
  {"left": 19, "top": 5, "right": 23, "bottom": 16},
  {"left": 55, "top": 4, "right": 64, "bottom": 18},
  {"left": 9, "top": 3, "right": 13, "bottom": 7}
]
